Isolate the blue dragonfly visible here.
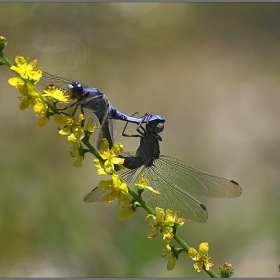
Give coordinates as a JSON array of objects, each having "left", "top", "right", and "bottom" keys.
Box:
[
  {"left": 84, "top": 116, "right": 242, "bottom": 223},
  {"left": 37, "top": 71, "right": 165, "bottom": 148}
]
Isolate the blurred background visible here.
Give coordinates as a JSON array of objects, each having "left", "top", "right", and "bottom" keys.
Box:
[{"left": 1, "top": 2, "right": 280, "bottom": 277}]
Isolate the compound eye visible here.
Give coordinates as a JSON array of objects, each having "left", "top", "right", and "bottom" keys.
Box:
[
  {"left": 147, "top": 120, "right": 164, "bottom": 134},
  {"left": 68, "top": 84, "right": 74, "bottom": 98},
  {"left": 154, "top": 122, "right": 164, "bottom": 133},
  {"left": 68, "top": 82, "right": 84, "bottom": 99}
]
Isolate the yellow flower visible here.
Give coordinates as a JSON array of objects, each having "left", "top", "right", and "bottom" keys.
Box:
[
  {"left": 37, "top": 116, "right": 48, "bottom": 128},
  {"left": 93, "top": 138, "right": 124, "bottom": 175},
  {"left": 97, "top": 174, "right": 134, "bottom": 220},
  {"left": 10, "top": 56, "right": 42, "bottom": 82},
  {"left": 162, "top": 246, "right": 177, "bottom": 270},
  {"left": 135, "top": 173, "right": 160, "bottom": 194},
  {"left": 53, "top": 109, "right": 85, "bottom": 140},
  {"left": 43, "top": 86, "right": 69, "bottom": 103},
  {"left": 98, "top": 174, "right": 130, "bottom": 205},
  {"left": 145, "top": 208, "right": 185, "bottom": 248},
  {"left": 117, "top": 194, "right": 135, "bottom": 221},
  {"left": 188, "top": 242, "right": 214, "bottom": 272},
  {"left": 9, "top": 76, "right": 47, "bottom": 117},
  {"left": 68, "top": 133, "right": 84, "bottom": 167},
  {"left": 83, "top": 118, "right": 96, "bottom": 133},
  {"left": 8, "top": 56, "right": 48, "bottom": 125}
]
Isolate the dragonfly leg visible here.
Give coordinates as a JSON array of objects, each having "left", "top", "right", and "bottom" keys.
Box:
[
  {"left": 122, "top": 113, "right": 142, "bottom": 138},
  {"left": 59, "top": 99, "right": 80, "bottom": 112}
]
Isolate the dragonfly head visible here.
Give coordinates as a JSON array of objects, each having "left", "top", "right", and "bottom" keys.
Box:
[
  {"left": 68, "top": 82, "right": 84, "bottom": 99},
  {"left": 146, "top": 120, "right": 165, "bottom": 134}
]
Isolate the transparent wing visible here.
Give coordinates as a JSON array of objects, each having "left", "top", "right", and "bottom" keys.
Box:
[
  {"left": 83, "top": 187, "right": 108, "bottom": 203},
  {"left": 118, "top": 166, "right": 140, "bottom": 185},
  {"left": 71, "top": 104, "right": 102, "bottom": 127},
  {"left": 134, "top": 165, "right": 208, "bottom": 223},
  {"left": 97, "top": 116, "right": 117, "bottom": 149},
  {"left": 37, "top": 71, "right": 91, "bottom": 112},
  {"left": 37, "top": 71, "right": 89, "bottom": 91},
  {"left": 155, "top": 155, "right": 242, "bottom": 198}
]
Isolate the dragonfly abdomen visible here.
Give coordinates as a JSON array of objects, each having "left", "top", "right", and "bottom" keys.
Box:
[{"left": 122, "top": 156, "right": 146, "bottom": 170}]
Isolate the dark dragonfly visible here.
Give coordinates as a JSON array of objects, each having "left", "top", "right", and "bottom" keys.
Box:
[
  {"left": 37, "top": 71, "right": 165, "bottom": 148},
  {"left": 84, "top": 116, "right": 242, "bottom": 223}
]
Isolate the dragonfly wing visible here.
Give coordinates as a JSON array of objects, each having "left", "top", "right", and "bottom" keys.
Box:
[
  {"left": 80, "top": 106, "right": 103, "bottom": 128},
  {"left": 97, "top": 116, "right": 117, "bottom": 149},
  {"left": 83, "top": 167, "right": 139, "bottom": 203},
  {"left": 83, "top": 187, "right": 109, "bottom": 203},
  {"left": 37, "top": 71, "right": 91, "bottom": 112},
  {"left": 135, "top": 164, "right": 208, "bottom": 223},
  {"left": 156, "top": 155, "right": 242, "bottom": 198},
  {"left": 118, "top": 167, "right": 140, "bottom": 185},
  {"left": 38, "top": 71, "right": 89, "bottom": 91}
]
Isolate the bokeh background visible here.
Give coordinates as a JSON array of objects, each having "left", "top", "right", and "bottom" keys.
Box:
[{"left": 1, "top": 2, "right": 280, "bottom": 277}]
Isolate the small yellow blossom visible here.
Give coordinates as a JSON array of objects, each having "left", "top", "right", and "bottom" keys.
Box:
[
  {"left": 94, "top": 138, "right": 124, "bottom": 175},
  {"left": 43, "top": 86, "right": 69, "bottom": 103},
  {"left": 188, "top": 242, "right": 214, "bottom": 272},
  {"left": 98, "top": 174, "right": 129, "bottom": 205},
  {"left": 83, "top": 118, "right": 96, "bottom": 133},
  {"left": 96, "top": 174, "right": 134, "bottom": 221},
  {"left": 162, "top": 246, "right": 177, "bottom": 270},
  {"left": 9, "top": 76, "right": 47, "bottom": 117},
  {"left": 37, "top": 116, "right": 48, "bottom": 128},
  {"left": 10, "top": 55, "right": 42, "bottom": 83},
  {"left": 135, "top": 173, "right": 160, "bottom": 194},
  {"left": 117, "top": 194, "right": 134, "bottom": 221},
  {"left": 145, "top": 207, "right": 185, "bottom": 248},
  {"left": 68, "top": 133, "right": 84, "bottom": 167},
  {"left": 53, "top": 109, "right": 85, "bottom": 140}
]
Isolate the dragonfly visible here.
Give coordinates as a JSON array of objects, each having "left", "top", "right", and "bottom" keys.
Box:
[
  {"left": 84, "top": 115, "right": 242, "bottom": 223},
  {"left": 37, "top": 71, "right": 165, "bottom": 148}
]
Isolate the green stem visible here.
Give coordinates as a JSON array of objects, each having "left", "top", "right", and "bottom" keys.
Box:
[
  {"left": 81, "top": 136, "right": 102, "bottom": 161},
  {"left": 0, "top": 51, "right": 13, "bottom": 67},
  {"left": 204, "top": 267, "right": 218, "bottom": 278},
  {"left": 121, "top": 180, "right": 155, "bottom": 215},
  {"left": 173, "top": 233, "right": 190, "bottom": 252}
]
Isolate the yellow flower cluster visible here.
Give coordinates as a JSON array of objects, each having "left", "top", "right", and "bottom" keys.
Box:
[
  {"left": 54, "top": 108, "right": 95, "bottom": 138},
  {"left": 145, "top": 207, "right": 186, "bottom": 270},
  {"left": 94, "top": 138, "right": 134, "bottom": 220},
  {"left": 146, "top": 207, "right": 186, "bottom": 248},
  {"left": 188, "top": 242, "right": 214, "bottom": 272},
  {"left": 98, "top": 174, "right": 134, "bottom": 220},
  {"left": 8, "top": 55, "right": 97, "bottom": 167},
  {"left": 8, "top": 56, "right": 48, "bottom": 127},
  {"left": 94, "top": 138, "right": 124, "bottom": 175}
]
